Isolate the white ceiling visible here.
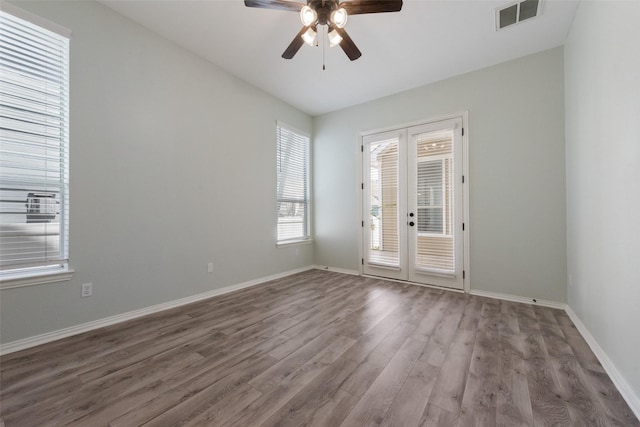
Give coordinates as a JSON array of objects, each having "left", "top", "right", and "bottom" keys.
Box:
[{"left": 99, "top": 0, "right": 579, "bottom": 116}]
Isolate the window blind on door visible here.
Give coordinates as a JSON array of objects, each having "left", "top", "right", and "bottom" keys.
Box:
[
  {"left": 367, "top": 137, "right": 400, "bottom": 266},
  {"left": 0, "top": 9, "right": 70, "bottom": 273},
  {"left": 276, "top": 123, "right": 309, "bottom": 243},
  {"left": 415, "top": 130, "right": 454, "bottom": 273}
]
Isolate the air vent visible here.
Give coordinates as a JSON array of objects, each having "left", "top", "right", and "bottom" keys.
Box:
[{"left": 496, "top": 0, "right": 541, "bottom": 30}]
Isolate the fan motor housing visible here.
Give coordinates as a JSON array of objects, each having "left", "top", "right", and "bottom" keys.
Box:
[{"left": 309, "top": 0, "right": 338, "bottom": 25}]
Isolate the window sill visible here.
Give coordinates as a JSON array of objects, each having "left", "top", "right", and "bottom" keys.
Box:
[
  {"left": 0, "top": 269, "right": 75, "bottom": 290},
  {"left": 276, "top": 239, "right": 313, "bottom": 248}
]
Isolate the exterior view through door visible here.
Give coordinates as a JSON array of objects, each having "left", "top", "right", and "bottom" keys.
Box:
[{"left": 362, "top": 116, "right": 466, "bottom": 290}]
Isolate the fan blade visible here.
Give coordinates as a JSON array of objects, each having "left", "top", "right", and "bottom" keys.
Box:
[
  {"left": 334, "top": 27, "right": 361, "bottom": 61},
  {"left": 282, "top": 26, "right": 309, "bottom": 59},
  {"left": 244, "top": 0, "right": 304, "bottom": 12},
  {"left": 340, "top": 0, "right": 403, "bottom": 15}
]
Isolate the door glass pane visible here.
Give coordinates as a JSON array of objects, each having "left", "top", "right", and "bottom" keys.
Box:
[
  {"left": 414, "top": 130, "right": 454, "bottom": 272},
  {"left": 417, "top": 161, "right": 444, "bottom": 233},
  {"left": 368, "top": 138, "right": 399, "bottom": 266}
]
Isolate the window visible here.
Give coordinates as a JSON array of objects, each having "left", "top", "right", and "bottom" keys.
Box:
[
  {"left": 417, "top": 157, "right": 452, "bottom": 235},
  {"left": 276, "top": 122, "right": 310, "bottom": 244},
  {"left": 0, "top": 7, "right": 71, "bottom": 285}
]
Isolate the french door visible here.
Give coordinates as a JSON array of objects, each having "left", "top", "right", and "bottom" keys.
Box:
[{"left": 362, "top": 117, "right": 465, "bottom": 289}]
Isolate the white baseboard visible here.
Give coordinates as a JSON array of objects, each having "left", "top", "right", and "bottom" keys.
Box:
[
  {"left": 0, "top": 265, "right": 314, "bottom": 356},
  {"left": 565, "top": 306, "right": 640, "bottom": 420},
  {"left": 311, "top": 265, "right": 360, "bottom": 276},
  {"left": 469, "top": 289, "right": 567, "bottom": 310}
]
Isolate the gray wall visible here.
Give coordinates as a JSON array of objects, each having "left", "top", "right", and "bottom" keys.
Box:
[
  {"left": 314, "top": 47, "right": 567, "bottom": 302},
  {"left": 0, "top": 1, "right": 313, "bottom": 344},
  {"left": 565, "top": 1, "right": 640, "bottom": 398}
]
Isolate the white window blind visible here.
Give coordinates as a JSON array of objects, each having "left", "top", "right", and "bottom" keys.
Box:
[
  {"left": 0, "top": 9, "right": 70, "bottom": 276},
  {"left": 276, "top": 122, "right": 309, "bottom": 243}
]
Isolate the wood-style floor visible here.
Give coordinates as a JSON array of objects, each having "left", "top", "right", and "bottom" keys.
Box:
[{"left": 1, "top": 269, "right": 638, "bottom": 426}]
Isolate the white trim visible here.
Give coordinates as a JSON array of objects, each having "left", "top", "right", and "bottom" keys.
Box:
[
  {"left": 565, "top": 306, "right": 640, "bottom": 420},
  {"left": 362, "top": 273, "right": 465, "bottom": 294},
  {"left": 469, "top": 288, "right": 567, "bottom": 310},
  {"left": 0, "top": 269, "right": 75, "bottom": 290},
  {"left": 359, "top": 112, "right": 469, "bottom": 138},
  {"left": 276, "top": 121, "right": 312, "bottom": 244},
  {"left": 0, "top": 2, "right": 71, "bottom": 37},
  {"left": 461, "top": 111, "right": 470, "bottom": 293},
  {"left": 358, "top": 111, "right": 470, "bottom": 292},
  {"left": 276, "top": 238, "right": 313, "bottom": 248},
  {"left": 0, "top": 266, "right": 314, "bottom": 356},
  {"left": 275, "top": 120, "right": 310, "bottom": 139},
  {"left": 366, "top": 262, "right": 402, "bottom": 272},
  {"left": 311, "top": 265, "right": 360, "bottom": 276}
]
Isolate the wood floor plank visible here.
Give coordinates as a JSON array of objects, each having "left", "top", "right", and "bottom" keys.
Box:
[
  {"left": 496, "top": 302, "right": 534, "bottom": 427},
  {"left": 259, "top": 356, "right": 358, "bottom": 427},
  {"left": 3, "top": 346, "right": 205, "bottom": 426},
  {"left": 340, "top": 304, "right": 407, "bottom": 364},
  {"left": 138, "top": 357, "right": 277, "bottom": 427},
  {"left": 0, "top": 313, "right": 196, "bottom": 397},
  {"left": 340, "top": 321, "right": 417, "bottom": 398},
  {"left": 182, "top": 383, "right": 263, "bottom": 427},
  {"left": 457, "top": 307, "right": 499, "bottom": 427},
  {"left": 339, "top": 333, "right": 427, "bottom": 426},
  {"left": 550, "top": 353, "right": 615, "bottom": 426},
  {"left": 65, "top": 379, "right": 171, "bottom": 426},
  {"left": 457, "top": 295, "right": 485, "bottom": 331},
  {"left": 249, "top": 332, "right": 355, "bottom": 393},
  {"left": 428, "top": 328, "right": 476, "bottom": 415},
  {"left": 582, "top": 368, "right": 640, "bottom": 427},
  {"left": 219, "top": 334, "right": 355, "bottom": 427},
  {"left": 525, "top": 355, "right": 573, "bottom": 426},
  {"left": 418, "top": 403, "right": 459, "bottom": 426},
  {"left": 557, "top": 322, "right": 606, "bottom": 373},
  {"left": 306, "top": 389, "right": 360, "bottom": 427},
  {"left": 111, "top": 353, "right": 278, "bottom": 427},
  {"left": 420, "top": 293, "right": 467, "bottom": 368},
  {"left": 378, "top": 358, "right": 440, "bottom": 427},
  {"left": 0, "top": 270, "right": 636, "bottom": 427}
]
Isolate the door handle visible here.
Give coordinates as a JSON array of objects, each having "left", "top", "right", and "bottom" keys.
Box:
[
  {"left": 409, "top": 212, "right": 414, "bottom": 217},
  {"left": 409, "top": 221, "right": 415, "bottom": 227}
]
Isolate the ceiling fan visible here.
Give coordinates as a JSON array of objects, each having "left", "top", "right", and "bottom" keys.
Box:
[{"left": 244, "top": 0, "right": 403, "bottom": 61}]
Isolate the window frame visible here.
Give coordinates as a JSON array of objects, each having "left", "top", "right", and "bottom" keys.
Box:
[
  {"left": 0, "top": 4, "right": 73, "bottom": 289},
  {"left": 276, "top": 121, "right": 311, "bottom": 246}
]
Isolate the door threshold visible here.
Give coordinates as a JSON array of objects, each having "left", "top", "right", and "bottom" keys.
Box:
[{"left": 361, "top": 273, "right": 465, "bottom": 294}]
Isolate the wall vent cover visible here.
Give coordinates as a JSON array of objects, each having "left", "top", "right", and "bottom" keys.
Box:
[{"left": 496, "top": 0, "right": 541, "bottom": 30}]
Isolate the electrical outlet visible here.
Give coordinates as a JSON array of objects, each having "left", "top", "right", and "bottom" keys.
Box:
[
  {"left": 81, "top": 283, "right": 93, "bottom": 297},
  {"left": 207, "top": 262, "right": 214, "bottom": 273}
]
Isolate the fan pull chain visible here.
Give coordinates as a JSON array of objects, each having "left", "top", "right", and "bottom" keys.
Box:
[{"left": 322, "top": 25, "right": 326, "bottom": 70}]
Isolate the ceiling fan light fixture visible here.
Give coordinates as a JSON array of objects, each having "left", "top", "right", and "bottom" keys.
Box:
[
  {"left": 330, "top": 8, "right": 348, "bottom": 28},
  {"left": 302, "top": 27, "right": 317, "bottom": 46},
  {"left": 300, "top": 5, "right": 317, "bottom": 26},
  {"left": 244, "top": 0, "right": 403, "bottom": 62},
  {"left": 327, "top": 29, "right": 343, "bottom": 47}
]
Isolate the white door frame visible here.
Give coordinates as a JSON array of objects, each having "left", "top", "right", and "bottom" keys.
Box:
[{"left": 358, "top": 112, "right": 470, "bottom": 293}]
